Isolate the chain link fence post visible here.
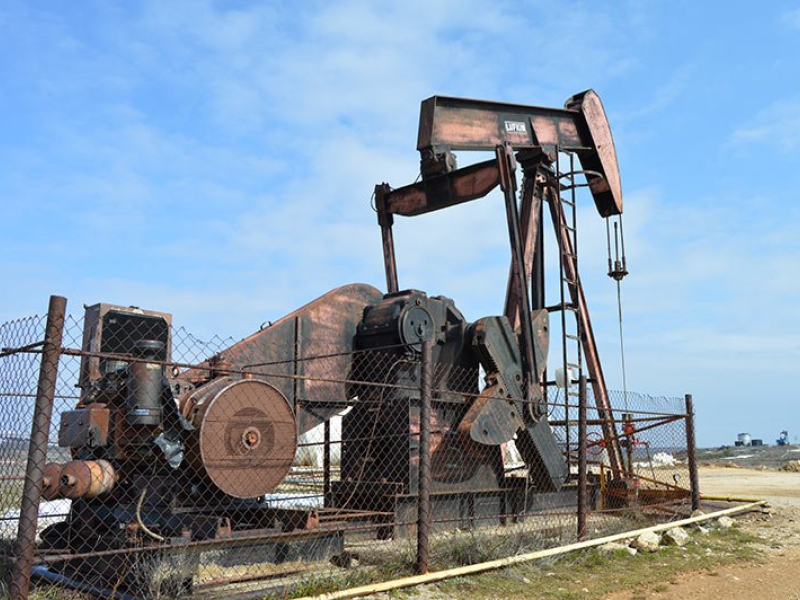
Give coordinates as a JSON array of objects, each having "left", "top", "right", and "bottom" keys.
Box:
[
  {"left": 416, "top": 340, "right": 432, "bottom": 575},
  {"left": 684, "top": 393, "right": 700, "bottom": 512},
  {"left": 10, "top": 295, "right": 67, "bottom": 600},
  {"left": 577, "top": 375, "right": 588, "bottom": 541}
]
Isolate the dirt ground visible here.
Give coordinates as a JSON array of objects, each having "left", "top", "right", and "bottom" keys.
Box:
[{"left": 604, "top": 465, "right": 800, "bottom": 600}]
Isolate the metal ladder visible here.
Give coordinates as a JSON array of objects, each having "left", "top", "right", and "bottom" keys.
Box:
[
  {"left": 546, "top": 151, "right": 625, "bottom": 476},
  {"left": 554, "top": 151, "right": 584, "bottom": 463}
]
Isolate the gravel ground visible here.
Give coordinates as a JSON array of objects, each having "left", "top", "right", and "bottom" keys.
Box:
[{"left": 603, "top": 465, "right": 800, "bottom": 600}]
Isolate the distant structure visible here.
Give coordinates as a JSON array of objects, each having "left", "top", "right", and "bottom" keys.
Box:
[
  {"left": 776, "top": 430, "right": 790, "bottom": 446},
  {"left": 734, "top": 432, "right": 751, "bottom": 447}
]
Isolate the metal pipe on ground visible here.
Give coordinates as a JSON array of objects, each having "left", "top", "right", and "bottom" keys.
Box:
[
  {"left": 701, "top": 495, "right": 766, "bottom": 504},
  {"left": 30, "top": 566, "right": 134, "bottom": 600},
  {"left": 301, "top": 501, "right": 766, "bottom": 600}
]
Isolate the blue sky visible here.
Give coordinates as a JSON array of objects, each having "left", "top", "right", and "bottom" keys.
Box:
[{"left": 2, "top": 1, "right": 800, "bottom": 446}]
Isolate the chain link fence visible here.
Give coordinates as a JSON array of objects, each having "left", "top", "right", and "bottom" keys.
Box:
[{"left": 0, "top": 298, "right": 697, "bottom": 599}]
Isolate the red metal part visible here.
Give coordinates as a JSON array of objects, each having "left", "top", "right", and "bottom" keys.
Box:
[
  {"left": 380, "top": 160, "right": 501, "bottom": 217},
  {"left": 496, "top": 144, "right": 539, "bottom": 400},
  {"left": 181, "top": 376, "right": 297, "bottom": 499}
]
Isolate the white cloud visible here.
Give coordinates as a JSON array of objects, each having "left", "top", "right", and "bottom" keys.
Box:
[
  {"left": 781, "top": 7, "right": 800, "bottom": 30},
  {"left": 729, "top": 97, "right": 800, "bottom": 151}
]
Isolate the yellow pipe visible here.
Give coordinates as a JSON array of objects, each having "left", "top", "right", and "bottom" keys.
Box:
[
  {"left": 701, "top": 495, "right": 765, "bottom": 504},
  {"left": 301, "top": 500, "right": 765, "bottom": 600}
]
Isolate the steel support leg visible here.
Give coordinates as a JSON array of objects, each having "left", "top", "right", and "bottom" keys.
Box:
[{"left": 417, "top": 341, "right": 433, "bottom": 574}]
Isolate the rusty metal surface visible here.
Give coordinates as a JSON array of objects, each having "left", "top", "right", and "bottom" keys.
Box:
[
  {"left": 685, "top": 394, "right": 700, "bottom": 511},
  {"left": 375, "top": 183, "right": 400, "bottom": 293},
  {"left": 577, "top": 376, "right": 588, "bottom": 540},
  {"left": 496, "top": 144, "right": 538, "bottom": 403},
  {"left": 417, "top": 91, "right": 622, "bottom": 217},
  {"left": 41, "top": 462, "right": 63, "bottom": 501},
  {"left": 57, "top": 403, "right": 110, "bottom": 448},
  {"left": 382, "top": 159, "right": 500, "bottom": 217},
  {"left": 58, "top": 459, "right": 115, "bottom": 499},
  {"left": 504, "top": 168, "right": 544, "bottom": 332},
  {"left": 460, "top": 315, "right": 537, "bottom": 444},
  {"left": 564, "top": 89, "right": 623, "bottom": 216},
  {"left": 416, "top": 340, "right": 432, "bottom": 575},
  {"left": 78, "top": 303, "right": 172, "bottom": 390},
  {"left": 182, "top": 376, "right": 297, "bottom": 498},
  {"left": 182, "top": 283, "right": 383, "bottom": 434},
  {"left": 458, "top": 385, "right": 520, "bottom": 445},
  {"left": 417, "top": 95, "right": 583, "bottom": 152}
]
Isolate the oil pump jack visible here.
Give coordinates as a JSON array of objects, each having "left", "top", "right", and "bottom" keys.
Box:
[
  {"left": 42, "top": 90, "right": 630, "bottom": 582},
  {"left": 372, "top": 90, "right": 627, "bottom": 481}
]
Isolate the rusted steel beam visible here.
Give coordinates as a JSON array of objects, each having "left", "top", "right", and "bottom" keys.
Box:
[
  {"left": 564, "top": 90, "right": 623, "bottom": 217},
  {"left": 375, "top": 183, "right": 399, "bottom": 293},
  {"left": 503, "top": 150, "right": 553, "bottom": 332},
  {"left": 550, "top": 415, "right": 683, "bottom": 427},
  {"left": 417, "top": 91, "right": 622, "bottom": 217},
  {"left": 382, "top": 159, "right": 500, "bottom": 217},
  {"left": 418, "top": 96, "right": 585, "bottom": 152},
  {"left": 614, "top": 415, "right": 684, "bottom": 439},
  {"left": 496, "top": 144, "right": 538, "bottom": 404},
  {"left": 503, "top": 170, "right": 542, "bottom": 333},
  {"left": 11, "top": 295, "right": 66, "bottom": 600},
  {"left": 548, "top": 198, "right": 624, "bottom": 476}
]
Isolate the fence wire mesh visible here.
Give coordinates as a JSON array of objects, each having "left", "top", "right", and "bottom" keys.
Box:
[{"left": 0, "top": 305, "right": 694, "bottom": 599}]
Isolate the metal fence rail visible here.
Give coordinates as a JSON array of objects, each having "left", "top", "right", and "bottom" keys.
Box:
[{"left": 0, "top": 298, "right": 697, "bottom": 599}]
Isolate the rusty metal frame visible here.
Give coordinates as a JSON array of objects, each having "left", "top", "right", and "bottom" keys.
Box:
[
  {"left": 416, "top": 91, "right": 623, "bottom": 216},
  {"left": 374, "top": 90, "right": 627, "bottom": 473}
]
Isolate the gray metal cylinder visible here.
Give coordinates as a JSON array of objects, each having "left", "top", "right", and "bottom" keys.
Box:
[{"left": 126, "top": 339, "right": 164, "bottom": 425}]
